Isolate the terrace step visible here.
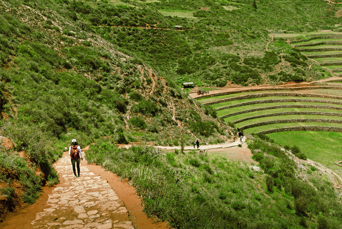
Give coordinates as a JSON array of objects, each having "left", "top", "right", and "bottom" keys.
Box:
[
  {"left": 204, "top": 92, "right": 342, "bottom": 106},
  {"left": 320, "top": 61, "right": 342, "bottom": 66},
  {"left": 299, "top": 48, "right": 342, "bottom": 52},
  {"left": 240, "top": 119, "right": 342, "bottom": 130},
  {"left": 219, "top": 105, "right": 342, "bottom": 118},
  {"left": 216, "top": 99, "right": 342, "bottom": 111},
  {"left": 295, "top": 41, "right": 342, "bottom": 47},
  {"left": 233, "top": 112, "right": 342, "bottom": 124},
  {"left": 290, "top": 35, "right": 342, "bottom": 44},
  {"left": 256, "top": 126, "right": 342, "bottom": 134},
  {"left": 196, "top": 86, "right": 342, "bottom": 99},
  {"left": 307, "top": 53, "right": 342, "bottom": 58}
]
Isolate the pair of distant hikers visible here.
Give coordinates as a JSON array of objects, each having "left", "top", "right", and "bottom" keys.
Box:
[{"left": 69, "top": 139, "right": 83, "bottom": 178}]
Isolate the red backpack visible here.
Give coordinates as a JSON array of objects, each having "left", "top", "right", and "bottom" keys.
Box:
[{"left": 70, "top": 145, "right": 80, "bottom": 160}]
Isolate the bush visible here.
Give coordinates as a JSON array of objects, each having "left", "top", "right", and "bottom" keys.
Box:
[
  {"left": 189, "top": 159, "right": 200, "bottom": 167},
  {"left": 266, "top": 175, "right": 274, "bottom": 192},
  {"left": 128, "top": 116, "right": 147, "bottom": 129},
  {"left": 295, "top": 196, "right": 308, "bottom": 215},
  {"left": 117, "top": 132, "right": 129, "bottom": 144},
  {"left": 131, "top": 99, "right": 160, "bottom": 116},
  {"left": 129, "top": 91, "right": 143, "bottom": 101},
  {"left": 204, "top": 105, "right": 217, "bottom": 118},
  {"left": 317, "top": 215, "right": 329, "bottom": 229}
]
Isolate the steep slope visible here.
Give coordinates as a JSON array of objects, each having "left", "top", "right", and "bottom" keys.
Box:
[{"left": 0, "top": 0, "right": 230, "bottom": 221}]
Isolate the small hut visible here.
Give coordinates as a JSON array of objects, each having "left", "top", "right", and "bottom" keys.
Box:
[
  {"left": 174, "top": 25, "right": 183, "bottom": 30},
  {"left": 183, "top": 82, "right": 194, "bottom": 88}
]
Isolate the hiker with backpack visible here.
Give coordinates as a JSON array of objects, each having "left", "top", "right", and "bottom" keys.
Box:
[{"left": 69, "top": 139, "right": 83, "bottom": 178}]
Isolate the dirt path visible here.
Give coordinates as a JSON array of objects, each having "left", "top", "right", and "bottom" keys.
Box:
[
  {"left": 24, "top": 147, "right": 169, "bottom": 229},
  {"left": 148, "top": 69, "right": 155, "bottom": 95}
]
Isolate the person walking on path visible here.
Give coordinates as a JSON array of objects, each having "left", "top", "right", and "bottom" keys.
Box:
[
  {"left": 69, "top": 139, "right": 83, "bottom": 178},
  {"left": 196, "top": 140, "right": 200, "bottom": 149},
  {"left": 237, "top": 129, "right": 244, "bottom": 143},
  {"left": 193, "top": 142, "right": 196, "bottom": 148}
]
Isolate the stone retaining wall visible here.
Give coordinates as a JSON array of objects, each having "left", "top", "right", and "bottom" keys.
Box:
[
  {"left": 299, "top": 48, "right": 342, "bottom": 52},
  {"left": 217, "top": 99, "right": 342, "bottom": 111},
  {"left": 307, "top": 53, "right": 342, "bottom": 58},
  {"left": 240, "top": 119, "right": 342, "bottom": 130},
  {"left": 295, "top": 42, "right": 342, "bottom": 47},
  {"left": 257, "top": 126, "right": 342, "bottom": 135},
  {"left": 198, "top": 86, "right": 342, "bottom": 99},
  {"left": 234, "top": 112, "right": 342, "bottom": 124},
  {"left": 289, "top": 35, "right": 342, "bottom": 44},
  {"left": 204, "top": 92, "right": 342, "bottom": 106},
  {"left": 320, "top": 61, "right": 342, "bottom": 66},
  {"left": 220, "top": 105, "right": 342, "bottom": 118}
]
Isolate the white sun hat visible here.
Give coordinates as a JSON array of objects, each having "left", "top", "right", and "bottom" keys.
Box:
[{"left": 72, "top": 139, "right": 77, "bottom": 143}]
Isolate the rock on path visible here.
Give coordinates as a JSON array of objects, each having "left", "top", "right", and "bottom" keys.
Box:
[{"left": 31, "top": 153, "right": 133, "bottom": 229}]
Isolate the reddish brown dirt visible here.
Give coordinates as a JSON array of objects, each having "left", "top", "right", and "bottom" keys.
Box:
[
  {"left": 0, "top": 147, "right": 170, "bottom": 229},
  {"left": 86, "top": 163, "right": 170, "bottom": 229},
  {"left": 0, "top": 137, "right": 13, "bottom": 150}
]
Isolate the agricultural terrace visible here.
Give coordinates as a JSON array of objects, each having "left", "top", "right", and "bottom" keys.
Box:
[
  {"left": 195, "top": 81, "right": 342, "bottom": 176},
  {"left": 272, "top": 32, "right": 342, "bottom": 77}
]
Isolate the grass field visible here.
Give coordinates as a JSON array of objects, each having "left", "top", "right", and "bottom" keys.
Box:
[{"left": 267, "top": 131, "right": 342, "bottom": 176}]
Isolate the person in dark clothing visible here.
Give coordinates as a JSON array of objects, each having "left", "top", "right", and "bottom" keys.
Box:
[
  {"left": 196, "top": 140, "right": 199, "bottom": 149},
  {"left": 69, "top": 139, "right": 83, "bottom": 178},
  {"left": 238, "top": 129, "right": 244, "bottom": 143},
  {"left": 193, "top": 142, "right": 196, "bottom": 148}
]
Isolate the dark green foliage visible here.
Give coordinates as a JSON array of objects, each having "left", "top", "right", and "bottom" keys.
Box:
[
  {"left": 189, "top": 158, "right": 200, "bottom": 167},
  {"left": 117, "top": 132, "right": 129, "bottom": 144},
  {"left": 291, "top": 145, "right": 307, "bottom": 160},
  {"left": 128, "top": 116, "right": 147, "bottom": 129},
  {"left": 317, "top": 216, "right": 329, "bottom": 229},
  {"left": 249, "top": 139, "right": 342, "bottom": 227},
  {"left": 256, "top": 134, "right": 274, "bottom": 143},
  {"left": 204, "top": 105, "right": 217, "bottom": 118},
  {"left": 177, "top": 52, "right": 216, "bottom": 75},
  {"left": 131, "top": 99, "right": 160, "bottom": 116},
  {"left": 129, "top": 91, "right": 143, "bottom": 101},
  {"left": 189, "top": 121, "right": 219, "bottom": 137}
]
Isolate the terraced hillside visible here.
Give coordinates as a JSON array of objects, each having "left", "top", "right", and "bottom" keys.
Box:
[
  {"left": 195, "top": 82, "right": 342, "bottom": 175},
  {"left": 273, "top": 32, "right": 342, "bottom": 77}
]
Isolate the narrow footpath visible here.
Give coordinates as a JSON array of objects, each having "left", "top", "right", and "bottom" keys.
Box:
[{"left": 31, "top": 149, "right": 134, "bottom": 229}]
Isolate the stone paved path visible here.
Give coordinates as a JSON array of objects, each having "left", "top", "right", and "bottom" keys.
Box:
[{"left": 31, "top": 151, "right": 134, "bottom": 229}]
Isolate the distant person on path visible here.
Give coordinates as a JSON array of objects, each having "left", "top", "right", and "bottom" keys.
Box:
[
  {"left": 69, "top": 139, "right": 83, "bottom": 178},
  {"left": 193, "top": 142, "right": 196, "bottom": 148},
  {"left": 196, "top": 140, "right": 199, "bottom": 149},
  {"left": 237, "top": 129, "right": 244, "bottom": 143}
]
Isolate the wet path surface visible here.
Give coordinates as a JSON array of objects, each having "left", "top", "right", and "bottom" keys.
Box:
[{"left": 31, "top": 151, "right": 133, "bottom": 229}]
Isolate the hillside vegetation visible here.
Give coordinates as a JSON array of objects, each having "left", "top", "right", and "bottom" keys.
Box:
[
  {"left": 0, "top": 0, "right": 230, "bottom": 220},
  {"left": 1, "top": 0, "right": 342, "bottom": 228}
]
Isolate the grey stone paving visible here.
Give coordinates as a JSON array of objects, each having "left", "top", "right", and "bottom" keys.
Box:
[{"left": 31, "top": 154, "right": 134, "bottom": 229}]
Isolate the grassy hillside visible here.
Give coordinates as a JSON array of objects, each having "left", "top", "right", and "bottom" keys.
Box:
[
  {"left": 0, "top": 0, "right": 230, "bottom": 220},
  {"left": 61, "top": 0, "right": 337, "bottom": 86},
  {"left": 1, "top": 0, "right": 342, "bottom": 228}
]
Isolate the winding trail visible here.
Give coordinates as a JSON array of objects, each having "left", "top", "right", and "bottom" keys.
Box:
[{"left": 31, "top": 147, "right": 134, "bottom": 229}]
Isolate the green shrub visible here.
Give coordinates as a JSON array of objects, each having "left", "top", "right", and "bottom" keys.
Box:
[
  {"left": 129, "top": 91, "right": 143, "bottom": 101},
  {"left": 117, "top": 132, "right": 129, "bottom": 144},
  {"left": 266, "top": 175, "right": 274, "bottom": 192},
  {"left": 128, "top": 116, "right": 147, "bottom": 129},
  {"left": 204, "top": 105, "right": 217, "bottom": 118},
  {"left": 131, "top": 99, "right": 160, "bottom": 116},
  {"left": 189, "top": 158, "right": 200, "bottom": 167}
]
